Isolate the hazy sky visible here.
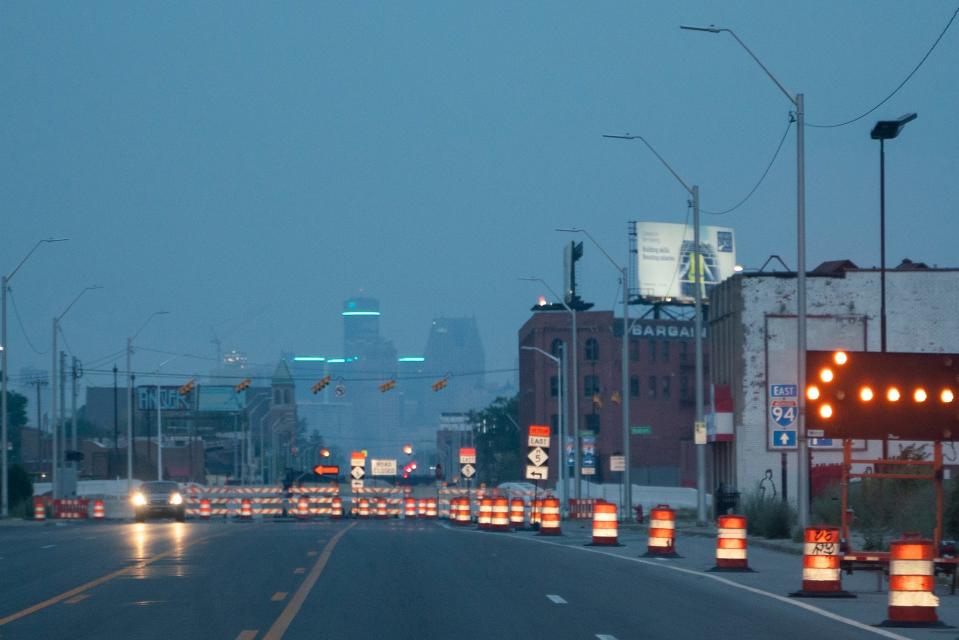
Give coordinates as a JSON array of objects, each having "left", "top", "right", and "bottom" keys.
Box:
[{"left": 3, "top": 2, "right": 957, "bottom": 391}]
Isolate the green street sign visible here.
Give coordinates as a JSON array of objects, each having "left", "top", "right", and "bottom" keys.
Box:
[{"left": 630, "top": 425, "right": 652, "bottom": 435}]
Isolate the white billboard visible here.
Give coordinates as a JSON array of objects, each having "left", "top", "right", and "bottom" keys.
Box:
[{"left": 634, "top": 221, "right": 736, "bottom": 303}]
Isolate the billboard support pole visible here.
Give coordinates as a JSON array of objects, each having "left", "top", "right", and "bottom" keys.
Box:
[{"left": 693, "top": 185, "right": 707, "bottom": 526}]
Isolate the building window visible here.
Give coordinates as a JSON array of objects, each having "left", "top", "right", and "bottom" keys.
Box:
[
  {"left": 274, "top": 389, "right": 282, "bottom": 404},
  {"left": 551, "top": 339, "right": 564, "bottom": 358},
  {"left": 648, "top": 339, "right": 656, "bottom": 363},
  {"left": 629, "top": 339, "right": 640, "bottom": 361},
  {"left": 586, "top": 413, "right": 600, "bottom": 434},
  {"left": 550, "top": 375, "right": 559, "bottom": 398},
  {"left": 680, "top": 375, "right": 690, "bottom": 400},
  {"left": 680, "top": 341, "right": 689, "bottom": 362},
  {"left": 585, "top": 338, "right": 599, "bottom": 362},
  {"left": 661, "top": 340, "right": 670, "bottom": 362},
  {"left": 648, "top": 375, "right": 657, "bottom": 399},
  {"left": 662, "top": 376, "right": 671, "bottom": 400},
  {"left": 630, "top": 376, "right": 640, "bottom": 397},
  {"left": 584, "top": 375, "right": 600, "bottom": 397}
]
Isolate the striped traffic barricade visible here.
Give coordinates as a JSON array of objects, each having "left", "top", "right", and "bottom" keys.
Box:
[
  {"left": 790, "top": 526, "right": 853, "bottom": 598},
  {"left": 880, "top": 534, "right": 943, "bottom": 627},
  {"left": 711, "top": 515, "right": 752, "bottom": 572},
  {"left": 296, "top": 496, "right": 311, "bottom": 520},
  {"left": 537, "top": 497, "right": 562, "bottom": 536},
  {"left": 509, "top": 498, "right": 526, "bottom": 530},
  {"left": 644, "top": 504, "right": 678, "bottom": 557},
  {"left": 587, "top": 501, "right": 620, "bottom": 546}
]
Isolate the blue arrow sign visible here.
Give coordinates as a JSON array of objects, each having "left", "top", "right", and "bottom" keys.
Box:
[{"left": 771, "top": 430, "right": 797, "bottom": 448}]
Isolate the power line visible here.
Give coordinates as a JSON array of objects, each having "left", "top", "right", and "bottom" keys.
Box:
[
  {"left": 703, "top": 116, "right": 793, "bottom": 215},
  {"left": 76, "top": 366, "right": 520, "bottom": 385},
  {"left": 808, "top": 5, "right": 959, "bottom": 129},
  {"left": 7, "top": 288, "right": 47, "bottom": 355}
]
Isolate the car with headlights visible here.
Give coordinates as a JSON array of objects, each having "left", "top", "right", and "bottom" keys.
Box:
[{"left": 131, "top": 481, "right": 186, "bottom": 522}]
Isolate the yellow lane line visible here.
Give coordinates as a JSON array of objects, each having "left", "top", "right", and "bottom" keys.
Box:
[
  {"left": 0, "top": 528, "right": 230, "bottom": 627},
  {"left": 263, "top": 523, "right": 355, "bottom": 640},
  {"left": 235, "top": 631, "right": 258, "bottom": 640},
  {"left": 271, "top": 592, "right": 287, "bottom": 602},
  {"left": 64, "top": 594, "right": 89, "bottom": 605}
]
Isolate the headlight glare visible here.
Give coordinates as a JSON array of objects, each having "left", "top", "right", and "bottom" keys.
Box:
[
  {"left": 131, "top": 492, "right": 146, "bottom": 506},
  {"left": 169, "top": 492, "right": 183, "bottom": 505}
]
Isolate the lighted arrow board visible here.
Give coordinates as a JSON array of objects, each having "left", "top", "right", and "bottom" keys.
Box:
[{"left": 805, "top": 350, "right": 959, "bottom": 441}]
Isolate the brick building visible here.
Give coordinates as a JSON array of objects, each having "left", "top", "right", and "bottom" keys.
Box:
[{"left": 518, "top": 309, "right": 705, "bottom": 488}]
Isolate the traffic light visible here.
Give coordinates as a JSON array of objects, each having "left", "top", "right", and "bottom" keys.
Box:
[
  {"left": 379, "top": 379, "right": 396, "bottom": 393},
  {"left": 431, "top": 377, "right": 448, "bottom": 392},
  {"left": 320, "top": 448, "right": 331, "bottom": 458},
  {"left": 402, "top": 444, "right": 413, "bottom": 455},
  {"left": 805, "top": 350, "right": 959, "bottom": 441},
  {"left": 311, "top": 375, "right": 332, "bottom": 394},
  {"left": 178, "top": 379, "right": 196, "bottom": 396},
  {"left": 234, "top": 378, "right": 252, "bottom": 393}
]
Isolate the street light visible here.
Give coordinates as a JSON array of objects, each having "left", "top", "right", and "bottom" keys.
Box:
[
  {"left": 521, "top": 344, "right": 567, "bottom": 503},
  {"left": 127, "top": 311, "right": 170, "bottom": 492},
  {"left": 51, "top": 284, "right": 101, "bottom": 499},
  {"left": 152, "top": 355, "right": 179, "bottom": 482},
  {"left": 602, "top": 134, "right": 707, "bottom": 525},
  {"left": 682, "top": 23, "right": 810, "bottom": 528},
  {"left": 1, "top": 237, "right": 68, "bottom": 516},
  {"left": 557, "top": 227, "right": 633, "bottom": 517},
  {"left": 520, "top": 276, "right": 581, "bottom": 499},
  {"left": 870, "top": 113, "right": 917, "bottom": 353}
]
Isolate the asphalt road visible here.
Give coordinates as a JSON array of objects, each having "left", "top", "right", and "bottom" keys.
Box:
[{"left": 0, "top": 518, "right": 946, "bottom": 639}]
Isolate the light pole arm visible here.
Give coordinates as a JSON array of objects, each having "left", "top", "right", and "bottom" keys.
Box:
[
  {"left": 57, "top": 285, "right": 101, "bottom": 322},
  {"left": 521, "top": 345, "right": 560, "bottom": 365},
  {"left": 603, "top": 135, "right": 693, "bottom": 196},
  {"left": 5, "top": 238, "right": 68, "bottom": 283}
]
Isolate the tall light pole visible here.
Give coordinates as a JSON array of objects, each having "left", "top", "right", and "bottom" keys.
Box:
[
  {"left": 557, "top": 227, "right": 632, "bottom": 517},
  {"left": 521, "top": 276, "right": 581, "bottom": 499},
  {"left": 521, "top": 345, "right": 567, "bottom": 502},
  {"left": 1, "top": 237, "right": 67, "bottom": 516},
  {"left": 152, "top": 355, "right": 179, "bottom": 482},
  {"left": 51, "top": 285, "right": 100, "bottom": 499},
  {"left": 603, "top": 134, "right": 706, "bottom": 525},
  {"left": 870, "top": 113, "right": 917, "bottom": 353},
  {"left": 127, "top": 311, "right": 169, "bottom": 492},
  {"left": 682, "top": 24, "right": 809, "bottom": 527}
]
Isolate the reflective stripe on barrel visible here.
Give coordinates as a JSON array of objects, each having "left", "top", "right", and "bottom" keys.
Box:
[
  {"left": 509, "top": 498, "right": 525, "bottom": 527},
  {"left": 425, "top": 498, "right": 437, "bottom": 519},
  {"left": 92, "top": 500, "right": 105, "bottom": 519},
  {"left": 405, "top": 497, "right": 417, "bottom": 519},
  {"left": 358, "top": 498, "right": 370, "bottom": 519},
  {"left": 887, "top": 536, "right": 939, "bottom": 623},
  {"left": 417, "top": 499, "right": 427, "bottom": 517},
  {"left": 802, "top": 526, "right": 841, "bottom": 592},
  {"left": 647, "top": 504, "right": 675, "bottom": 554},
  {"left": 33, "top": 498, "right": 46, "bottom": 521},
  {"left": 240, "top": 498, "right": 252, "bottom": 519},
  {"left": 453, "top": 497, "right": 471, "bottom": 525},
  {"left": 297, "top": 496, "right": 310, "bottom": 519},
  {"left": 539, "top": 497, "right": 561, "bottom": 535},
  {"left": 716, "top": 515, "right": 747, "bottom": 569},
  {"left": 591, "top": 501, "right": 618, "bottom": 545},
  {"left": 331, "top": 497, "right": 343, "bottom": 519},
  {"left": 199, "top": 499, "right": 211, "bottom": 519},
  {"left": 376, "top": 499, "right": 388, "bottom": 519}
]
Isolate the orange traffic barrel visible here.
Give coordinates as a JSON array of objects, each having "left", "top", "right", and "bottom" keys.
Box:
[
  {"left": 358, "top": 498, "right": 370, "bottom": 519},
  {"left": 331, "top": 496, "right": 343, "bottom": 519},
  {"left": 375, "top": 499, "right": 388, "bottom": 519},
  {"left": 417, "top": 499, "right": 428, "bottom": 517},
  {"left": 33, "top": 497, "right": 46, "bottom": 521},
  {"left": 712, "top": 515, "right": 750, "bottom": 571},
  {"left": 644, "top": 504, "right": 678, "bottom": 557},
  {"left": 239, "top": 498, "right": 253, "bottom": 520},
  {"left": 297, "top": 496, "right": 310, "bottom": 520},
  {"left": 405, "top": 497, "right": 417, "bottom": 519},
  {"left": 881, "top": 534, "right": 941, "bottom": 626},
  {"left": 509, "top": 498, "right": 525, "bottom": 529},
  {"left": 453, "top": 497, "right": 471, "bottom": 525},
  {"left": 790, "top": 526, "right": 852, "bottom": 597},
  {"left": 425, "top": 498, "right": 437, "bottom": 519},
  {"left": 477, "top": 497, "right": 493, "bottom": 529},
  {"left": 588, "top": 501, "right": 619, "bottom": 546},
  {"left": 531, "top": 499, "right": 542, "bottom": 527},
  {"left": 490, "top": 497, "right": 510, "bottom": 531},
  {"left": 538, "top": 497, "right": 561, "bottom": 536},
  {"left": 92, "top": 499, "right": 105, "bottom": 520},
  {"left": 199, "top": 498, "right": 211, "bottom": 519}
]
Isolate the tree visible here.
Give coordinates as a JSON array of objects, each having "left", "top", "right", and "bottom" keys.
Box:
[
  {"left": 2, "top": 388, "right": 28, "bottom": 462},
  {"left": 8, "top": 464, "right": 32, "bottom": 511},
  {"left": 469, "top": 395, "right": 521, "bottom": 486}
]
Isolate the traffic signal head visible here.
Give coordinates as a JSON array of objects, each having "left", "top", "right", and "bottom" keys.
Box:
[
  {"left": 402, "top": 444, "right": 413, "bottom": 455},
  {"left": 178, "top": 379, "right": 196, "bottom": 396},
  {"left": 806, "top": 350, "right": 959, "bottom": 441},
  {"left": 234, "top": 378, "right": 252, "bottom": 393},
  {"left": 432, "top": 378, "right": 448, "bottom": 392},
  {"left": 379, "top": 379, "right": 396, "bottom": 393},
  {"left": 320, "top": 448, "right": 331, "bottom": 458}
]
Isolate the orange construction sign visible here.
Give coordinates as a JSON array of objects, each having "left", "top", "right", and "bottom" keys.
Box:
[{"left": 529, "top": 425, "right": 550, "bottom": 437}]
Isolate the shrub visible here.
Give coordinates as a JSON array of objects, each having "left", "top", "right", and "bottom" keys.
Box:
[{"left": 742, "top": 491, "right": 795, "bottom": 539}]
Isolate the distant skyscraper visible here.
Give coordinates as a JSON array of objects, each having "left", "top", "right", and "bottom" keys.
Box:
[{"left": 424, "top": 317, "right": 485, "bottom": 385}]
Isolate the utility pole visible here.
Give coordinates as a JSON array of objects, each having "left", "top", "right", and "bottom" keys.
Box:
[
  {"left": 71, "top": 357, "right": 80, "bottom": 463},
  {"left": 58, "top": 351, "right": 66, "bottom": 495},
  {"left": 33, "top": 378, "right": 47, "bottom": 473},
  {"left": 113, "top": 365, "right": 118, "bottom": 456}
]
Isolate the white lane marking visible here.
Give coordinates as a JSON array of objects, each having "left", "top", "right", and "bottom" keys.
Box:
[
  {"left": 440, "top": 524, "right": 911, "bottom": 640},
  {"left": 546, "top": 594, "right": 567, "bottom": 604},
  {"left": 596, "top": 635, "right": 618, "bottom": 640},
  {"left": 41, "top": 545, "right": 55, "bottom": 549}
]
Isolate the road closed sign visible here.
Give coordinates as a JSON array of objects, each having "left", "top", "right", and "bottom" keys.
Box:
[
  {"left": 370, "top": 459, "right": 397, "bottom": 476},
  {"left": 528, "top": 424, "right": 550, "bottom": 448}
]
